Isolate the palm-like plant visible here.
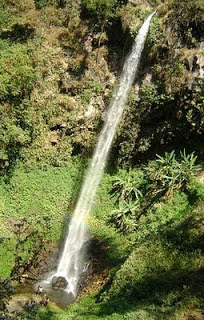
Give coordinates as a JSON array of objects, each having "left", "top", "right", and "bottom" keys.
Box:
[
  {"left": 147, "top": 150, "right": 201, "bottom": 197},
  {"left": 111, "top": 169, "right": 144, "bottom": 203},
  {"left": 110, "top": 170, "right": 145, "bottom": 234},
  {"left": 155, "top": 151, "right": 179, "bottom": 196},
  {"left": 110, "top": 150, "right": 200, "bottom": 234},
  {"left": 110, "top": 200, "right": 139, "bottom": 234},
  {"left": 178, "top": 150, "right": 201, "bottom": 188}
]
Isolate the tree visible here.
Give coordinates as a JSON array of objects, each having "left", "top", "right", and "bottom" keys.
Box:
[
  {"left": 169, "top": 0, "right": 204, "bottom": 45},
  {"left": 81, "top": 0, "right": 122, "bottom": 55},
  {"left": 82, "top": 0, "right": 118, "bottom": 20}
]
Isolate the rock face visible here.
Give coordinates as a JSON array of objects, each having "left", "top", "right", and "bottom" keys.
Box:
[{"left": 51, "top": 276, "right": 68, "bottom": 289}]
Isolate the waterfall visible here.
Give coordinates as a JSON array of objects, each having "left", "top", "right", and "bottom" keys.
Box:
[{"left": 53, "top": 11, "right": 155, "bottom": 297}]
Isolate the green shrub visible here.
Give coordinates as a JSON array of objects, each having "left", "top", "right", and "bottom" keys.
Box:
[
  {"left": 110, "top": 152, "right": 201, "bottom": 235},
  {"left": 146, "top": 150, "right": 201, "bottom": 197},
  {"left": 169, "top": 0, "right": 204, "bottom": 45},
  {"left": 81, "top": 0, "right": 118, "bottom": 20},
  {"left": 34, "top": 0, "right": 66, "bottom": 9},
  {"left": 111, "top": 169, "right": 145, "bottom": 203},
  {"left": 0, "top": 40, "right": 37, "bottom": 101}
]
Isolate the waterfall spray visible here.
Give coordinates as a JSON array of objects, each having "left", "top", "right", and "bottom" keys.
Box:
[{"left": 52, "top": 11, "right": 155, "bottom": 297}]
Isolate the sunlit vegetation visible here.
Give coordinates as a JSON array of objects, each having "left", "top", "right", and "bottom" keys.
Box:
[{"left": 0, "top": 0, "right": 204, "bottom": 319}]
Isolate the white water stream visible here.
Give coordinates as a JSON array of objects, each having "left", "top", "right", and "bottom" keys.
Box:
[{"left": 53, "top": 12, "right": 155, "bottom": 297}]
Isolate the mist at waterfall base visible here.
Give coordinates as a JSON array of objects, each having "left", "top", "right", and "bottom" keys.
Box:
[{"left": 41, "top": 11, "right": 155, "bottom": 306}]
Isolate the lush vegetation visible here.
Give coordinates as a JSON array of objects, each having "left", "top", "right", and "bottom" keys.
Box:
[{"left": 0, "top": 0, "right": 203, "bottom": 319}]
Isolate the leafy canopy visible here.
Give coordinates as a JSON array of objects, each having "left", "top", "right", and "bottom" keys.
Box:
[{"left": 81, "top": 0, "right": 120, "bottom": 20}]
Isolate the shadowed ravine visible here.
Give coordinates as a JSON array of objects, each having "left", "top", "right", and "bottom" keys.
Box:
[{"left": 47, "top": 11, "right": 156, "bottom": 301}]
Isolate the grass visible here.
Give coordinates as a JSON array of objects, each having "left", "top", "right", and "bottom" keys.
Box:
[
  {"left": 1, "top": 160, "right": 84, "bottom": 238},
  {"left": 0, "top": 160, "right": 203, "bottom": 320},
  {"left": 0, "top": 159, "right": 84, "bottom": 276},
  {"left": 0, "top": 159, "right": 123, "bottom": 276},
  {"left": 34, "top": 203, "right": 204, "bottom": 320}
]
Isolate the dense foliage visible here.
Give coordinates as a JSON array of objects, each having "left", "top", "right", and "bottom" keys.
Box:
[
  {"left": 0, "top": 0, "right": 203, "bottom": 319},
  {"left": 109, "top": 151, "right": 201, "bottom": 234},
  {"left": 0, "top": 0, "right": 203, "bottom": 172}
]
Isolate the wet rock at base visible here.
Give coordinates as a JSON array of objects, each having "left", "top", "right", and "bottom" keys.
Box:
[{"left": 51, "top": 276, "right": 68, "bottom": 289}]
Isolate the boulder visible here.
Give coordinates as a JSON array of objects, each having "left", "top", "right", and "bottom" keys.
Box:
[{"left": 51, "top": 276, "right": 68, "bottom": 289}]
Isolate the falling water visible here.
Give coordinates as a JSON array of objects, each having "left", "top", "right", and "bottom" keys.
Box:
[{"left": 53, "top": 11, "right": 155, "bottom": 297}]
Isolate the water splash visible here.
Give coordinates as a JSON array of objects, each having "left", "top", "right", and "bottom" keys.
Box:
[{"left": 52, "top": 11, "right": 155, "bottom": 297}]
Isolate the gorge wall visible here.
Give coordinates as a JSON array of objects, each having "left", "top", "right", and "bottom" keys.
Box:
[{"left": 0, "top": 0, "right": 203, "bottom": 174}]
